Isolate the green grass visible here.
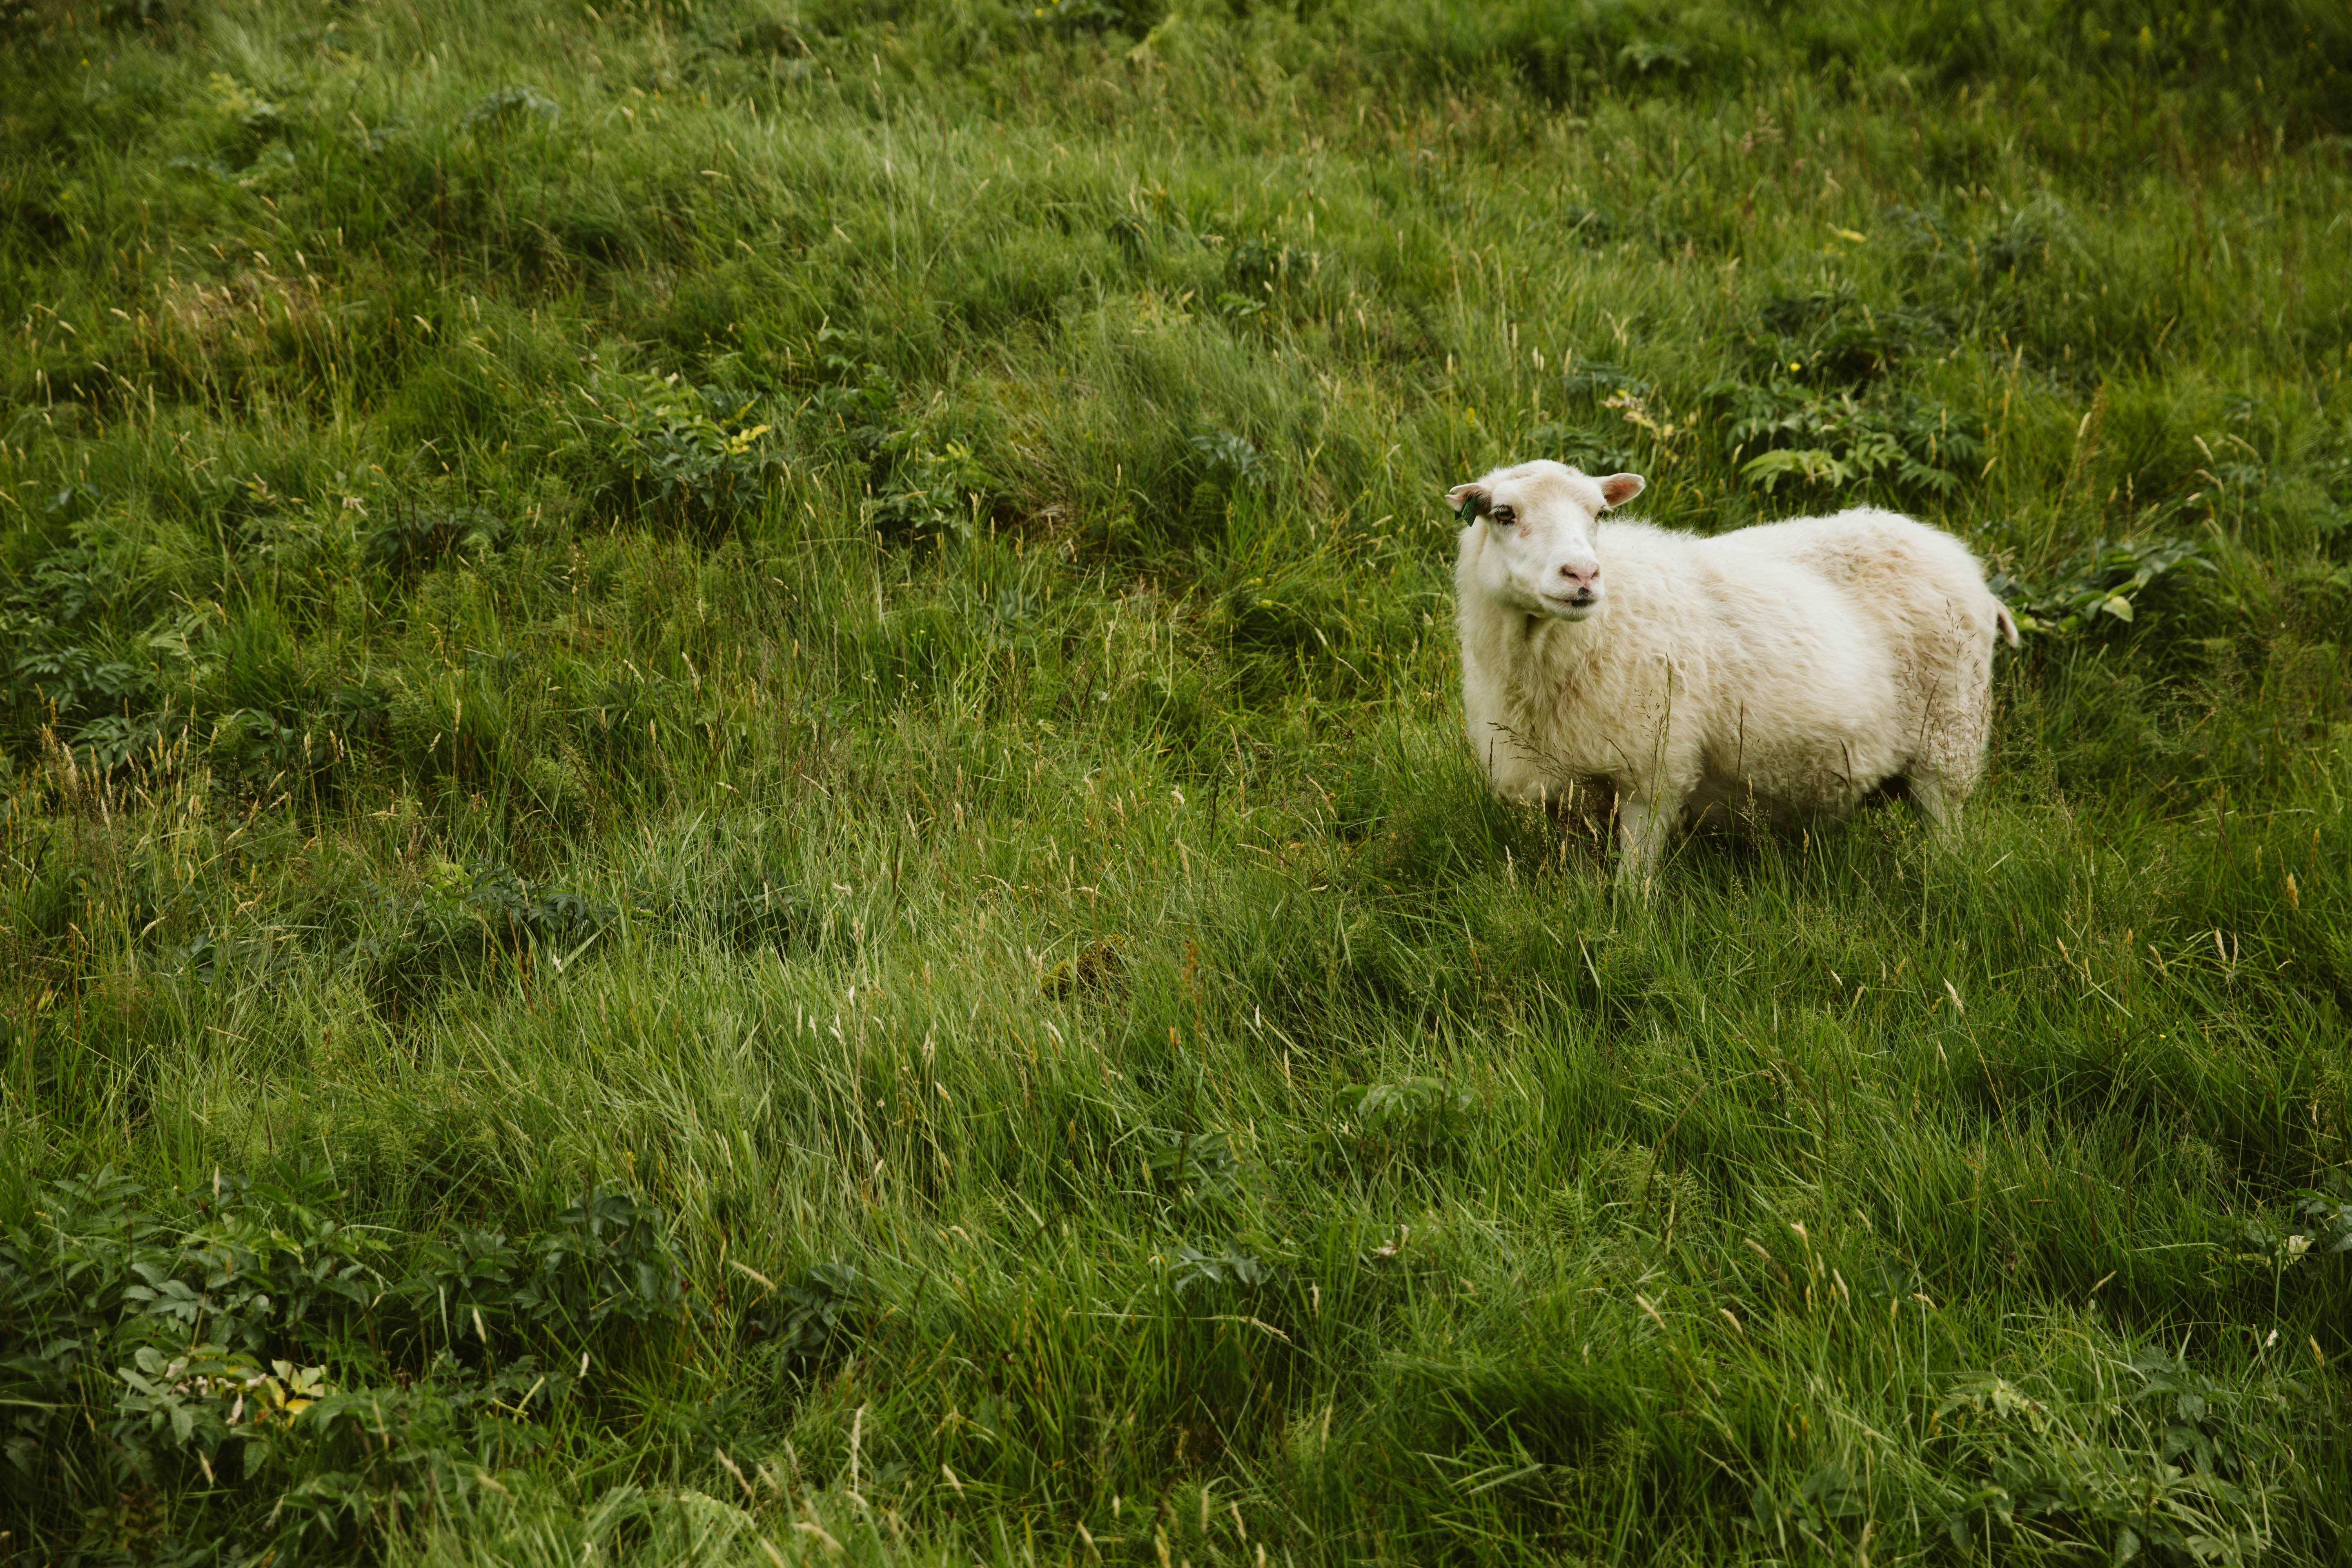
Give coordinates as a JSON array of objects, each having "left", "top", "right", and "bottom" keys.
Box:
[{"left": 3, "top": 0, "right": 2351, "bottom": 1562}]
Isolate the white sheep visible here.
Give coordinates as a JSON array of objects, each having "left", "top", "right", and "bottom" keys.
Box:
[{"left": 1451, "top": 460, "right": 2018, "bottom": 886}]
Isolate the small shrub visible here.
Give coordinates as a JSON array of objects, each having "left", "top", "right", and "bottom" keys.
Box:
[
  {"left": 574, "top": 371, "right": 780, "bottom": 533},
  {"left": 1143, "top": 1127, "right": 1246, "bottom": 1208},
  {"left": 461, "top": 85, "right": 560, "bottom": 135},
  {"left": 1526, "top": 420, "right": 1642, "bottom": 479},
  {"left": 1755, "top": 285, "right": 1944, "bottom": 384},
  {"left": 2291, "top": 1176, "right": 2352, "bottom": 1258},
  {"left": 742, "top": 1261, "right": 875, "bottom": 1370},
  {"left": 1188, "top": 429, "right": 1267, "bottom": 491},
  {"left": 872, "top": 435, "right": 1000, "bottom": 542},
  {"left": 1989, "top": 537, "right": 2209, "bottom": 636},
  {"left": 1928, "top": 1351, "right": 2315, "bottom": 1562},
  {"left": 1744, "top": 1464, "right": 1867, "bottom": 1556},
  {"left": 10, "top": 644, "right": 152, "bottom": 733},
  {"left": 1333, "top": 1077, "right": 1477, "bottom": 1159},
  {"left": 170, "top": 931, "right": 302, "bottom": 992},
  {"left": 521, "top": 748, "right": 594, "bottom": 826},
  {"left": 514, "top": 1188, "right": 684, "bottom": 1335},
  {"left": 1168, "top": 1244, "right": 1281, "bottom": 1298},
  {"left": 1, "top": 540, "right": 157, "bottom": 752},
  {"left": 708, "top": 875, "right": 815, "bottom": 953},
  {"left": 1708, "top": 375, "right": 1979, "bottom": 500},
  {"left": 265, "top": 1357, "right": 567, "bottom": 1551},
  {"left": 343, "top": 862, "right": 615, "bottom": 1013},
  {"left": 365, "top": 501, "right": 505, "bottom": 577},
  {"left": 1042, "top": 936, "right": 1125, "bottom": 998},
  {"left": 72, "top": 708, "right": 184, "bottom": 771},
  {"left": 1027, "top": 0, "right": 1141, "bottom": 38},
  {"left": 0, "top": 1169, "right": 694, "bottom": 1559}
]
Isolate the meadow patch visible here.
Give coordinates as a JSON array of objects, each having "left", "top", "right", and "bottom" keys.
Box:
[{"left": 2, "top": 0, "right": 2348, "bottom": 1562}]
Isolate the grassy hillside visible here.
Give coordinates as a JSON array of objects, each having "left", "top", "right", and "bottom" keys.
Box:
[{"left": 4, "top": 0, "right": 2351, "bottom": 1562}]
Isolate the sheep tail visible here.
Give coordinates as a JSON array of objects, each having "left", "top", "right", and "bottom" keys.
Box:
[{"left": 1993, "top": 600, "right": 2020, "bottom": 648}]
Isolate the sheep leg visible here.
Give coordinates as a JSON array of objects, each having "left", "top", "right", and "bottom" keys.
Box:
[
  {"left": 1612, "top": 793, "right": 1675, "bottom": 889},
  {"left": 1903, "top": 767, "right": 1959, "bottom": 836}
]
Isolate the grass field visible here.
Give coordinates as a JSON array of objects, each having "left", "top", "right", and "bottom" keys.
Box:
[{"left": 4, "top": 0, "right": 2352, "bottom": 1561}]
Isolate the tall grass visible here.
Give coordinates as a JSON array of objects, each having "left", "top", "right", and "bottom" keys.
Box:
[{"left": 2, "top": 0, "right": 2349, "bottom": 1562}]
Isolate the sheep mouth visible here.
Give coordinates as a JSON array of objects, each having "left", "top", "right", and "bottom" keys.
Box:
[{"left": 1537, "top": 591, "right": 1601, "bottom": 617}]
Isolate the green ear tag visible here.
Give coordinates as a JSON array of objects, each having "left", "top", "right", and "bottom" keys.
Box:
[{"left": 1456, "top": 496, "right": 1481, "bottom": 523}]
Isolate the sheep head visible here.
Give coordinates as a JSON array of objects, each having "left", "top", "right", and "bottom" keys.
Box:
[{"left": 1450, "top": 461, "right": 1644, "bottom": 623}]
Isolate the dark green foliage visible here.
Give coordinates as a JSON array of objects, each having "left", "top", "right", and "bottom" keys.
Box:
[
  {"left": 1711, "top": 374, "right": 1979, "bottom": 499},
  {"left": 514, "top": 1188, "right": 686, "bottom": 1334},
  {"left": 1167, "top": 1243, "right": 1282, "bottom": 1298},
  {"left": 0, "top": 1172, "right": 684, "bottom": 1559},
  {"left": 741, "top": 1261, "right": 875, "bottom": 1369},
  {"left": 708, "top": 876, "right": 816, "bottom": 954},
  {"left": 1992, "top": 537, "right": 2210, "bottom": 637},
  {"left": 343, "top": 863, "right": 614, "bottom": 1013},
  {"left": 1143, "top": 1127, "right": 1248, "bottom": 1208},
  {"left": 460, "top": 86, "right": 561, "bottom": 137},
  {"left": 365, "top": 501, "right": 506, "bottom": 578},
  {"left": 871, "top": 435, "right": 1001, "bottom": 543},
  {"left": 1924, "top": 1351, "right": 2318, "bottom": 1562},
  {"left": 1332, "top": 1076, "right": 1477, "bottom": 1160},
  {"left": 573, "top": 372, "right": 782, "bottom": 535}
]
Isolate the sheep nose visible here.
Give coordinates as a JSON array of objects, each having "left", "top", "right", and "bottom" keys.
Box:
[{"left": 1556, "top": 561, "right": 1600, "bottom": 590}]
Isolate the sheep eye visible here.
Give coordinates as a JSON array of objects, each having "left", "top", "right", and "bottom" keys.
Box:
[{"left": 1491, "top": 506, "right": 1516, "bottom": 525}]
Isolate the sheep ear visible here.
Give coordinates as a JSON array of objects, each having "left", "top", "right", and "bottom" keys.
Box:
[
  {"left": 1597, "top": 472, "right": 1646, "bottom": 510},
  {"left": 1446, "top": 483, "right": 1490, "bottom": 519}
]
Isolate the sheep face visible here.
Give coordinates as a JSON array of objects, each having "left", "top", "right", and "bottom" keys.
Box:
[{"left": 1449, "top": 461, "right": 1645, "bottom": 624}]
